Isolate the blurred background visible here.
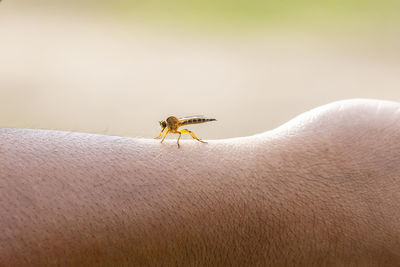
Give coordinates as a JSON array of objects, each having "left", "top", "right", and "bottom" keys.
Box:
[{"left": 1, "top": 0, "right": 399, "bottom": 139}]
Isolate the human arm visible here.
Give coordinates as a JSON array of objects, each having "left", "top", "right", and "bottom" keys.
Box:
[{"left": 1, "top": 99, "right": 400, "bottom": 266}]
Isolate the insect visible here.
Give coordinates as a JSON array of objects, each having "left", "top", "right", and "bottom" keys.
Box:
[{"left": 155, "top": 115, "right": 216, "bottom": 148}]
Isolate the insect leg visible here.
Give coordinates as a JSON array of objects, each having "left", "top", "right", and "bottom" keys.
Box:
[
  {"left": 179, "top": 129, "right": 207, "bottom": 144},
  {"left": 176, "top": 132, "right": 182, "bottom": 148},
  {"left": 154, "top": 128, "right": 165, "bottom": 139},
  {"left": 160, "top": 130, "right": 169, "bottom": 143}
]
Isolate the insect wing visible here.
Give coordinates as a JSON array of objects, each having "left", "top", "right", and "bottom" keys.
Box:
[{"left": 178, "top": 115, "right": 205, "bottom": 122}]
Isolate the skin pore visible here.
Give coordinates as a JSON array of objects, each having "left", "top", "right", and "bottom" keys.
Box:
[{"left": 0, "top": 99, "right": 400, "bottom": 266}]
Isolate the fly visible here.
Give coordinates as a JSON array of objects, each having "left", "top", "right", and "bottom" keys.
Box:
[{"left": 155, "top": 115, "right": 216, "bottom": 148}]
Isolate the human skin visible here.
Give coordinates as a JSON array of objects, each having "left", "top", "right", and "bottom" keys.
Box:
[{"left": 0, "top": 99, "right": 399, "bottom": 266}]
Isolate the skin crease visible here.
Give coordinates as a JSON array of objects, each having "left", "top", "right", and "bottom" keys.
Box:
[{"left": 0, "top": 99, "right": 400, "bottom": 266}]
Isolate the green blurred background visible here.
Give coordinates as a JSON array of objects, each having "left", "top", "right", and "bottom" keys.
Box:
[{"left": 1, "top": 0, "right": 399, "bottom": 139}]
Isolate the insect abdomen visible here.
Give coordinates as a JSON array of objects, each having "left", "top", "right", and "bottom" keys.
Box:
[{"left": 181, "top": 118, "right": 216, "bottom": 125}]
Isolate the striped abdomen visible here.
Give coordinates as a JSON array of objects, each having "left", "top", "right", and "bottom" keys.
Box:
[{"left": 180, "top": 118, "right": 216, "bottom": 126}]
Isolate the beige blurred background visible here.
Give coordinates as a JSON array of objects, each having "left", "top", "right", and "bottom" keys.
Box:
[{"left": 1, "top": 0, "right": 399, "bottom": 139}]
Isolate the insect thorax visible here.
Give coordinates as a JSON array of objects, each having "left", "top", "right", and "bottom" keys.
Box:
[{"left": 166, "top": 116, "right": 179, "bottom": 130}]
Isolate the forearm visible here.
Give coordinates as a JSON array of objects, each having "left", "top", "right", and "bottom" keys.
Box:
[
  {"left": 1, "top": 111, "right": 399, "bottom": 266},
  {"left": 0, "top": 128, "right": 287, "bottom": 266}
]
